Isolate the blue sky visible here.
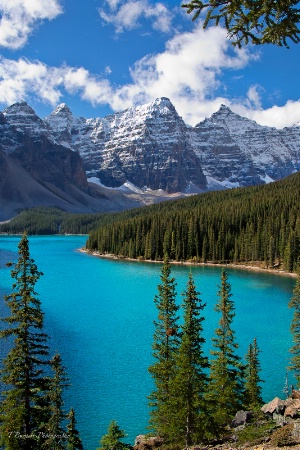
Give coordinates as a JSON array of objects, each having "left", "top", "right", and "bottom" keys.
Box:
[{"left": 0, "top": 0, "right": 300, "bottom": 128}]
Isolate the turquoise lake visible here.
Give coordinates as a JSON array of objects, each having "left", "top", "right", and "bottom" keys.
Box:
[{"left": 0, "top": 235, "right": 297, "bottom": 450}]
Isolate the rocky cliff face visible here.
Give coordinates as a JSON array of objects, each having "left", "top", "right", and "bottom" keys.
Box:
[
  {"left": 0, "top": 109, "right": 143, "bottom": 220},
  {"left": 0, "top": 110, "right": 88, "bottom": 192},
  {"left": 43, "top": 98, "right": 207, "bottom": 192},
  {"left": 2, "top": 98, "right": 300, "bottom": 199},
  {"left": 190, "top": 105, "right": 300, "bottom": 188}
]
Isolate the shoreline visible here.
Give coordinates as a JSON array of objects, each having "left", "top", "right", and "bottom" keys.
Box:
[{"left": 79, "top": 248, "right": 298, "bottom": 278}]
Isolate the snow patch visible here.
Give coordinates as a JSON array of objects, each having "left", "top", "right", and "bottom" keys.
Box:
[
  {"left": 206, "top": 176, "right": 240, "bottom": 190},
  {"left": 87, "top": 177, "right": 110, "bottom": 188},
  {"left": 184, "top": 182, "right": 206, "bottom": 194},
  {"left": 260, "top": 174, "right": 275, "bottom": 184}
]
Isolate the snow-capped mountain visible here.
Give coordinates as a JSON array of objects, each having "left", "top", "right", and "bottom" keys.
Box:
[
  {"left": 0, "top": 109, "right": 142, "bottom": 221},
  {"left": 43, "top": 97, "right": 207, "bottom": 193},
  {"left": 2, "top": 98, "right": 300, "bottom": 197},
  {"left": 190, "top": 105, "right": 300, "bottom": 188}
]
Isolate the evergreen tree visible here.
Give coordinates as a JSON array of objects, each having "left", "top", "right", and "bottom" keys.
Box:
[
  {"left": 66, "top": 409, "right": 83, "bottom": 450},
  {"left": 42, "top": 353, "right": 69, "bottom": 449},
  {"left": 289, "top": 273, "right": 300, "bottom": 386},
  {"left": 244, "top": 338, "right": 263, "bottom": 410},
  {"left": 206, "top": 269, "right": 244, "bottom": 434},
  {"left": 170, "top": 272, "right": 210, "bottom": 446},
  {"left": 148, "top": 257, "right": 180, "bottom": 441},
  {"left": 182, "top": 0, "right": 300, "bottom": 47},
  {"left": 98, "top": 420, "right": 127, "bottom": 450},
  {"left": 0, "top": 232, "right": 51, "bottom": 450},
  {"left": 87, "top": 172, "right": 300, "bottom": 272}
]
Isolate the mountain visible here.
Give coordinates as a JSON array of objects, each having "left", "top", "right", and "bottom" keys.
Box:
[
  {"left": 1, "top": 98, "right": 300, "bottom": 219},
  {"left": 191, "top": 105, "right": 300, "bottom": 188},
  {"left": 43, "top": 98, "right": 207, "bottom": 193},
  {"left": 41, "top": 98, "right": 300, "bottom": 192},
  {"left": 0, "top": 110, "right": 143, "bottom": 221}
]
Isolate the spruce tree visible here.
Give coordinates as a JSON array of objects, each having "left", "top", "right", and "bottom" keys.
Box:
[
  {"left": 0, "top": 232, "right": 51, "bottom": 450},
  {"left": 244, "top": 338, "right": 263, "bottom": 410},
  {"left": 98, "top": 420, "right": 127, "bottom": 450},
  {"left": 42, "top": 353, "right": 69, "bottom": 449},
  {"left": 148, "top": 257, "right": 180, "bottom": 441},
  {"left": 66, "top": 409, "right": 83, "bottom": 450},
  {"left": 289, "top": 273, "right": 300, "bottom": 386},
  {"left": 206, "top": 269, "right": 244, "bottom": 434},
  {"left": 170, "top": 272, "right": 209, "bottom": 446}
]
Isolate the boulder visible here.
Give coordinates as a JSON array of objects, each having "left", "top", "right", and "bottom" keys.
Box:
[
  {"left": 134, "top": 435, "right": 163, "bottom": 449},
  {"left": 231, "top": 410, "right": 252, "bottom": 428},
  {"left": 285, "top": 399, "right": 300, "bottom": 418},
  {"left": 292, "top": 389, "right": 300, "bottom": 399},
  {"left": 261, "top": 397, "right": 286, "bottom": 415},
  {"left": 273, "top": 412, "right": 289, "bottom": 427}
]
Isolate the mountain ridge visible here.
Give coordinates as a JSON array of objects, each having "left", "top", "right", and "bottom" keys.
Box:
[
  {"left": 1, "top": 98, "right": 300, "bottom": 220},
  {"left": 4, "top": 97, "right": 299, "bottom": 192}
]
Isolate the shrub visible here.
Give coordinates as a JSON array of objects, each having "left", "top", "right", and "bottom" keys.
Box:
[
  {"left": 237, "top": 420, "right": 275, "bottom": 445},
  {"left": 270, "top": 424, "right": 296, "bottom": 447}
]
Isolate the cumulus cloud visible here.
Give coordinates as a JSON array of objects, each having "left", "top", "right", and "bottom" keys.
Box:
[
  {"left": 107, "top": 24, "right": 255, "bottom": 123},
  {"left": 0, "top": 24, "right": 299, "bottom": 128},
  {"left": 0, "top": 0, "right": 62, "bottom": 49},
  {"left": 0, "top": 57, "right": 113, "bottom": 106},
  {"left": 246, "top": 85, "right": 263, "bottom": 110},
  {"left": 99, "top": 0, "right": 172, "bottom": 33},
  {"left": 243, "top": 101, "right": 300, "bottom": 128}
]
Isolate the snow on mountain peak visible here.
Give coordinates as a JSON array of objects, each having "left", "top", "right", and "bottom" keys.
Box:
[
  {"left": 211, "top": 104, "right": 237, "bottom": 120},
  {"left": 1, "top": 98, "right": 299, "bottom": 194},
  {"left": 3, "top": 101, "right": 37, "bottom": 118},
  {"left": 51, "top": 103, "right": 73, "bottom": 116},
  {"left": 152, "top": 97, "right": 177, "bottom": 114},
  {"left": 218, "top": 104, "right": 232, "bottom": 113},
  {"left": 154, "top": 97, "right": 172, "bottom": 107},
  {"left": 3, "top": 101, "right": 46, "bottom": 135}
]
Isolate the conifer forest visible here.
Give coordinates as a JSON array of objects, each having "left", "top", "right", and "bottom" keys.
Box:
[{"left": 87, "top": 172, "right": 300, "bottom": 273}]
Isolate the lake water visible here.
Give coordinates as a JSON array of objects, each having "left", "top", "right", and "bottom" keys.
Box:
[{"left": 0, "top": 235, "right": 297, "bottom": 450}]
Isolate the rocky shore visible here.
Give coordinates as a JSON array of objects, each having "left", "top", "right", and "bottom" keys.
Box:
[{"left": 132, "top": 393, "right": 300, "bottom": 450}]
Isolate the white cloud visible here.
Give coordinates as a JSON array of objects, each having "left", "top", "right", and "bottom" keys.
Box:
[
  {"left": 246, "top": 85, "right": 263, "bottom": 109},
  {"left": 241, "top": 101, "right": 300, "bottom": 128},
  {"left": 0, "top": 25, "right": 300, "bottom": 128},
  {"left": 99, "top": 0, "right": 172, "bottom": 33},
  {"left": 107, "top": 24, "right": 255, "bottom": 123},
  {"left": 104, "top": 66, "right": 112, "bottom": 75},
  {"left": 0, "top": 0, "right": 62, "bottom": 49},
  {"left": 0, "top": 57, "right": 113, "bottom": 106}
]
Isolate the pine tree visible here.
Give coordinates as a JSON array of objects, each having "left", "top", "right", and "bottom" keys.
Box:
[
  {"left": 170, "top": 272, "right": 209, "bottom": 446},
  {"left": 244, "top": 338, "right": 263, "bottom": 410},
  {"left": 289, "top": 273, "right": 300, "bottom": 386},
  {"left": 148, "top": 257, "right": 180, "bottom": 441},
  {"left": 0, "top": 232, "right": 51, "bottom": 450},
  {"left": 206, "top": 269, "right": 244, "bottom": 434},
  {"left": 182, "top": 0, "right": 300, "bottom": 47},
  {"left": 42, "top": 353, "right": 69, "bottom": 449},
  {"left": 98, "top": 420, "right": 127, "bottom": 450},
  {"left": 66, "top": 409, "right": 83, "bottom": 450}
]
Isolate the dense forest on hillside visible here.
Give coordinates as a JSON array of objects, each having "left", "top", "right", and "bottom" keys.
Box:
[
  {"left": 0, "top": 203, "right": 166, "bottom": 235},
  {"left": 0, "top": 207, "right": 118, "bottom": 235},
  {"left": 87, "top": 172, "right": 300, "bottom": 272}
]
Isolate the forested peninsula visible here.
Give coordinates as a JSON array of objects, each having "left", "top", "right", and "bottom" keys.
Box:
[{"left": 86, "top": 172, "right": 300, "bottom": 273}]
